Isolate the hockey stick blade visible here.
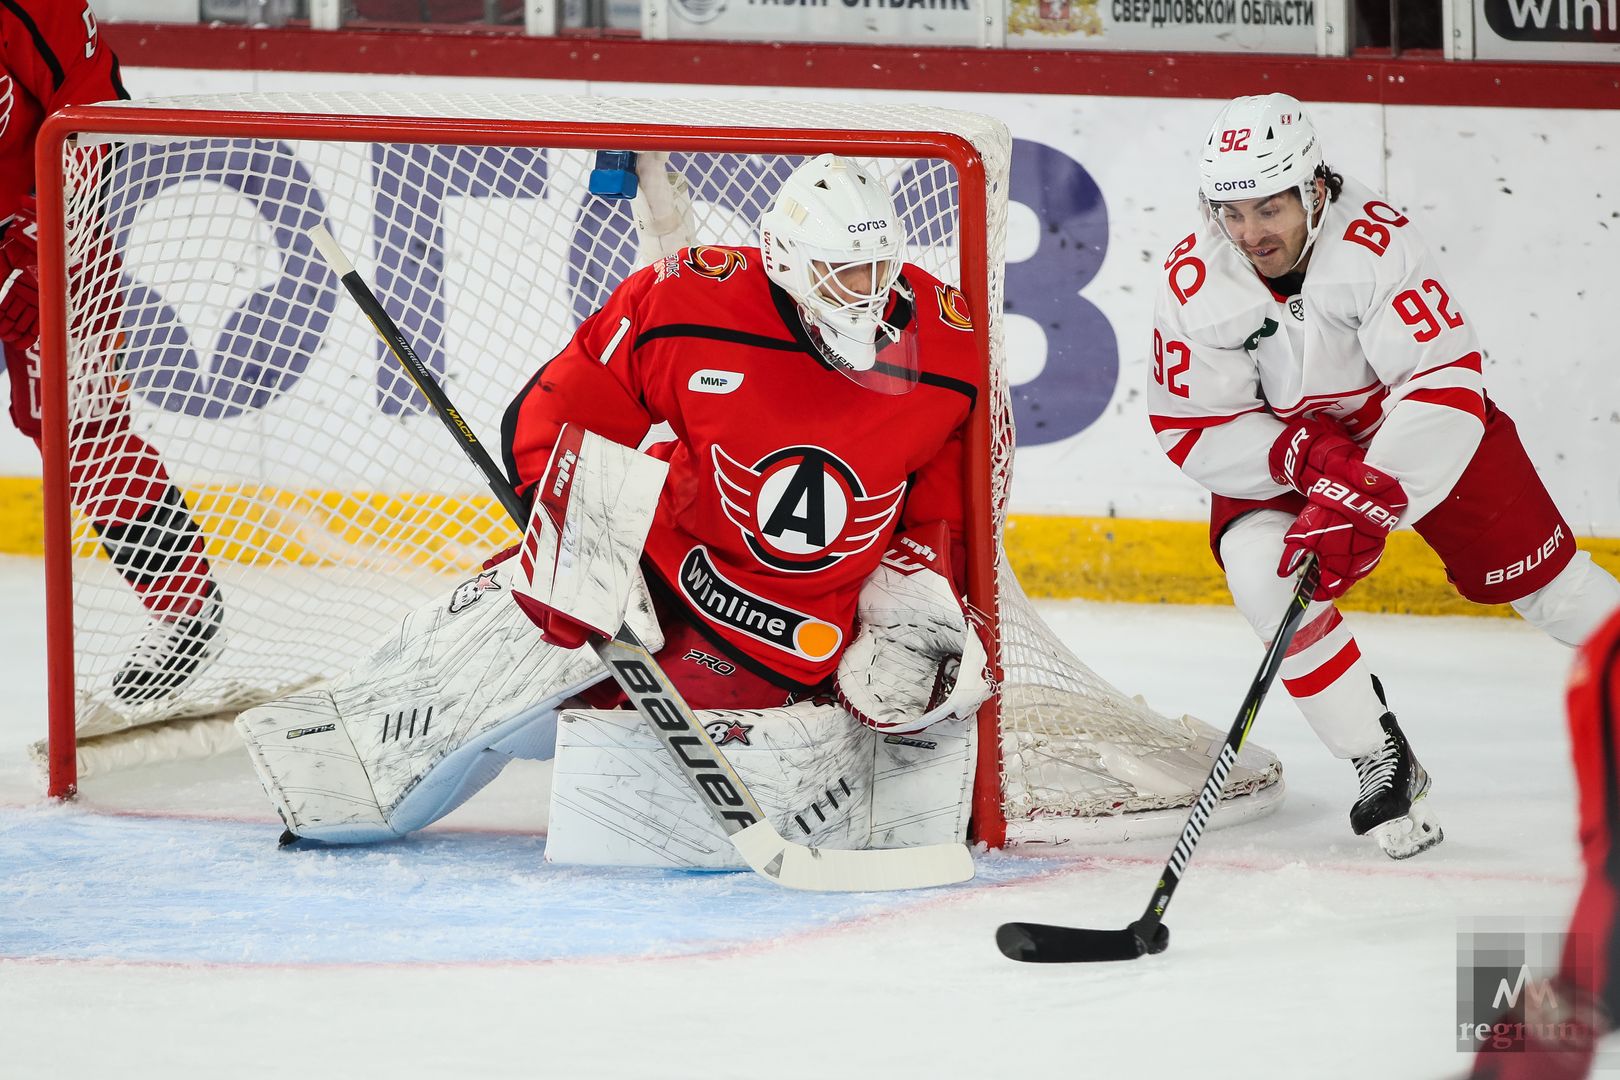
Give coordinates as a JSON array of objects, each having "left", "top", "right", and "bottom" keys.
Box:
[
  {"left": 733, "top": 819, "right": 975, "bottom": 892},
  {"left": 993, "top": 559, "right": 1319, "bottom": 962},
  {"left": 995, "top": 919, "right": 1169, "bottom": 963}
]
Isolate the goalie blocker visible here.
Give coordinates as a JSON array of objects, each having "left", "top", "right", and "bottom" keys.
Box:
[{"left": 237, "top": 430, "right": 989, "bottom": 857}]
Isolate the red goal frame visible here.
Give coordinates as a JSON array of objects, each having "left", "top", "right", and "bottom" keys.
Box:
[{"left": 34, "top": 104, "right": 1013, "bottom": 845}]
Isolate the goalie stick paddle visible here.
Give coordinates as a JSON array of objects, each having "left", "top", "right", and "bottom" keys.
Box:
[
  {"left": 995, "top": 556, "right": 1320, "bottom": 962},
  {"left": 307, "top": 225, "right": 973, "bottom": 893}
]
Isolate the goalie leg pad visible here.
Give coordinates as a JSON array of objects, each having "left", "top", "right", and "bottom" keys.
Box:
[
  {"left": 545, "top": 701, "right": 975, "bottom": 870},
  {"left": 237, "top": 561, "right": 663, "bottom": 842}
]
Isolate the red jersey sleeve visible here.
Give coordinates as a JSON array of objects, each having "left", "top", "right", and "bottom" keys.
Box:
[
  {"left": 898, "top": 410, "right": 970, "bottom": 595},
  {"left": 501, "top": 265, "right": 660, "bottom": 502}
]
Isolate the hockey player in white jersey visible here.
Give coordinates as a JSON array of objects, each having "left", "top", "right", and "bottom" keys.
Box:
[{"left": 1149, "top": 93, "right": 1620, "bottom": 859}]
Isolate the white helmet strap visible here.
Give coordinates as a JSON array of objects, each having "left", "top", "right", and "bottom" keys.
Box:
[{"left": 1294, "top": 173, "right": 1328, "bottom": 270}]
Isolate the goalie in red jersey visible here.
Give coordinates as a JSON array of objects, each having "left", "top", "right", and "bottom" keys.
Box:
[
  {"left": 2, "top": 0, "right": 222, "bottom": 705},
  {"left": 501, "top": 153, "right": 985, "bottom": 709},
  {"left": 238, "top": 154, "right": 992, "bottom": 851}
]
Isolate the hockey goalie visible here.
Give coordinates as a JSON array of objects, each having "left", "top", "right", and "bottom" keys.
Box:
[{"left": 236, "top": 154, "right": 993, "bottom": 867}]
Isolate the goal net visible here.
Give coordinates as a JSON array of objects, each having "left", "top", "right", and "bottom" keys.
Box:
[{"left": 36, "top": 92, "right": 1281, "bottom": 846}]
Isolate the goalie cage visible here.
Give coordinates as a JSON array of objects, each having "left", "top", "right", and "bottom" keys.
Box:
[{"left": 34, "top": 92, "right": 1283, "bottom": 847}]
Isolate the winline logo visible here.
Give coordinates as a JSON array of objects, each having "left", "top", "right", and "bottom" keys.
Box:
[{"left": 1483, "top": 0, "right": 1620, "bottom": 42}]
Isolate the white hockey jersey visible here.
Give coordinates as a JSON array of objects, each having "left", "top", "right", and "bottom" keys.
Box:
[{"left": 1148, "top": 175, "right": 1488, "bottom": 524}]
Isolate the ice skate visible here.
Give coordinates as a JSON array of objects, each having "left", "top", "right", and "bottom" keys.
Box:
[
  {"left": 1350, "top": 710, "right": 1442, "bottom": 860},
  {"left": 111, "top": 589, "right": 224, "bottom": 705}
]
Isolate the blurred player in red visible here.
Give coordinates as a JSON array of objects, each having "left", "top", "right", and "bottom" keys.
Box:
[
  {"left": 1470, "top": 601, "right": 1620, "bottom": 1078},
  {"left": 2, "top": 0, "right": 221, "bottom": 703}
]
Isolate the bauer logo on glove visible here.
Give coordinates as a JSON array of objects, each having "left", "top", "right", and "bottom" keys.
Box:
[
  {"left": 834, "top": 521, "right": 991, "bottom": 735},
  {"left": 1307, "top": 477, "right": 1401, "bottom": 531}
]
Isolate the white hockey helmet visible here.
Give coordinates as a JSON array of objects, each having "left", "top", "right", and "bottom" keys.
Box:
[
  {"left": 1199, "top": 94, "right": 1328, "bottom": 268},
  {"left": 760, "top": 154, "right": 912, "bottom": 392}
]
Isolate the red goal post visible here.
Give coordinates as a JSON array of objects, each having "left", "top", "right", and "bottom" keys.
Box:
[{"left": 33, "top": 93, "right": 1280, "bottom": 847}]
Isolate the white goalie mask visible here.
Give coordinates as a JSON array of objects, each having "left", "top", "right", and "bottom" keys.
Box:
[
  {"left": 1198, "top": 93, "right": 1327, "bottom": 273},
  {"left": 760, "top": 154, "right": 915, "bottom": 394}
]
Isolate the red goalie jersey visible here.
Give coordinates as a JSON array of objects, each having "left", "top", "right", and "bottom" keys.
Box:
[{"left": 502, "top": 246, "right": 980, "bottom": 689}]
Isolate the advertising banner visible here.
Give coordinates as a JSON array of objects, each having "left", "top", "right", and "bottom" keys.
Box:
[
  {"left": 7, "top": 68, "right": 1616, "bottom": 540},
  {"left": 1006, "top": 0, "right": 1319, "bottom": 52},
  {"left": 642, "top": 0, "right": 998, "bottom": 46},
  {"left": 1469, "top": 0, "right": 1620, "bottom": 61}
]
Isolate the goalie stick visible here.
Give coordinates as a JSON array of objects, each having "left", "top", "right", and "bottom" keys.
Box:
[
  {"left": 307, "top": 224, "right": 973, "bottom": 893},
  {"left": 995, "top": 556, "right": 1320, "bottom": 962}
]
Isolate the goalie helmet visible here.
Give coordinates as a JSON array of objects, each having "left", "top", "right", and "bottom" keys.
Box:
[
  {"left": 1198, "top": 93, "right": 1327, "bottom": 271},
  {"left": 760, "top": 154, "right": 914, "bottom": 394}
]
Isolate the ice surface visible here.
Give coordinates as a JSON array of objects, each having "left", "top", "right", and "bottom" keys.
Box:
[{"left": 0, "top": 554, "right": 1585, "bottom": 1079}]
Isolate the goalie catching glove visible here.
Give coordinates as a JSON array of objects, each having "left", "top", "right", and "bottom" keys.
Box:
[
  {"left": 509, "top": 423, "right": 669, "bottom": 648},
  {"left": 835, "top": 522, "right": 991, "bottom": 735}
]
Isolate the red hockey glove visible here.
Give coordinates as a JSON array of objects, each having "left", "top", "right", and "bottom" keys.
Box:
[
  {"left": 0, "top": 200, "right": 41, "bottom": 351},
  {"left": 0, "top": 263, "right": 40, "bottom": 351},
  {"left": 1, "top": 198, "right": 39, "bottom": 263},
  {"left": 1278, "top": 465, "right": 1408, "bottom": 601},
  {"left": 1267, "top": 413, "right": 1361, "bottom": 494}
]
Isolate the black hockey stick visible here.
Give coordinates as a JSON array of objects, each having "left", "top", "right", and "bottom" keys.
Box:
[
  {"left": 996, "top": 555, "right": 1320, "bottom": 962},
  {"left": 307, "top": 225, "right": 973, "bottom": 892}
]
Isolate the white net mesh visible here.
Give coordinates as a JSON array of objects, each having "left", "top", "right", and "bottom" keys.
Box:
[{"left": 45, "top": 92, "right": 1278, "bottom": 841}]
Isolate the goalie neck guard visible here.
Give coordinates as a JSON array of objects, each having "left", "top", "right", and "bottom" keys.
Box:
[
  {"left": 760, "top": 154, "right": 917, "bottom": 395},
  {"left": 1198, "top": 93, "right": 1328, "bottom": 274}
]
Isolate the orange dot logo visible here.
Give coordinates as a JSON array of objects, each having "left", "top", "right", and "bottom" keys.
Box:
[{"left": 794, "top": 620, "right": 842, "bottom": 661}]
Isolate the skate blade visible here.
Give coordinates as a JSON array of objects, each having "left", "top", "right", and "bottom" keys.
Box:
[{"left": 1370, "top": 798, "right": 1443, "bottom": 860}]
